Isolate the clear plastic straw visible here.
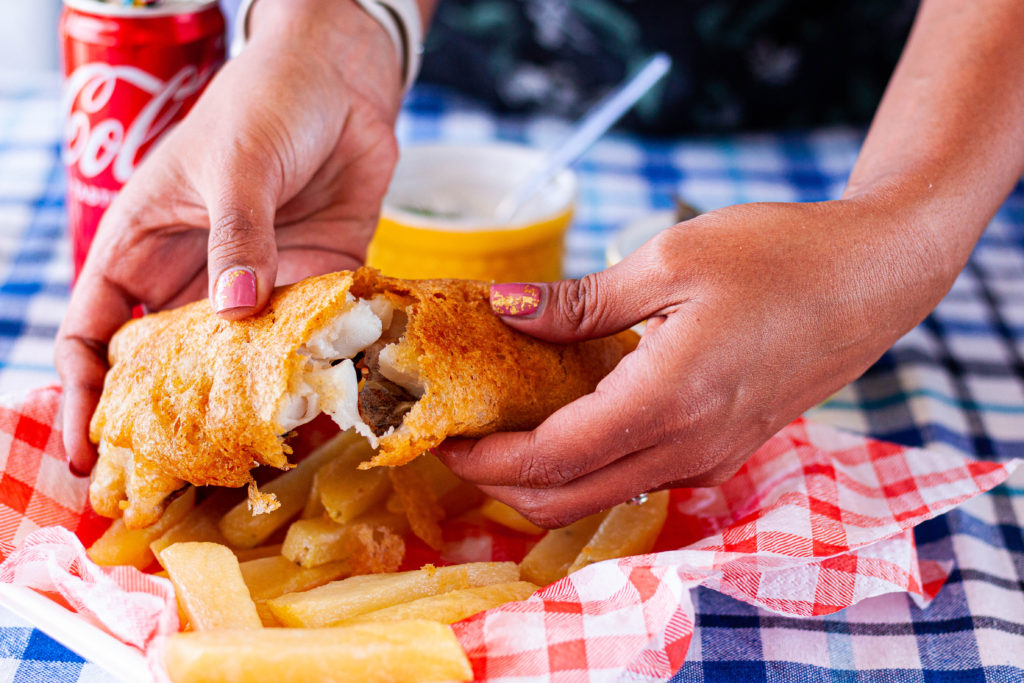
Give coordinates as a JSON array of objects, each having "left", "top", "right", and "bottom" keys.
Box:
[{"left": 492, "top": 53, "right": 672, "bottom": 224}]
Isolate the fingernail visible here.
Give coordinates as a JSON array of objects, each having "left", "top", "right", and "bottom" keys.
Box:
[
  {"left": 490, "top": 283, "right": 542, "bottom": 317},
  {"left": 68, "top": 462, "right": 90, "bottom": 478},
  {"left": 214, "top": 266, "right": 256, "bottom": 313}
]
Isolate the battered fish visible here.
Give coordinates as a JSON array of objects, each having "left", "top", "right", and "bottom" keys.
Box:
[{"left": 89, "top": 269, "right": 637, "bottom": 528}]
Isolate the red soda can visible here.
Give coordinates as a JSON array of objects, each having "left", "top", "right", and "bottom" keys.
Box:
[{"left": 59, "top": 0, "right": 226, "bottom": 281}]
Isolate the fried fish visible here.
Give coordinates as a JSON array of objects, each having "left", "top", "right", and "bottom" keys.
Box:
[{"left": 89, "top": 268, "right": 637, "bottom": 528}]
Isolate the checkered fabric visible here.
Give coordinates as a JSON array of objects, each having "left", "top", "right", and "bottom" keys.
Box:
[
  {"left": 1, "top": 73, "right": 1023, "bottom": 681},
  {"left": 0, "top": 386, "right": 1015, "bottom": 682}
]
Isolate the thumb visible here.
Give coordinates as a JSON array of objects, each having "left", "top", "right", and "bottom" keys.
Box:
[
  {"left": 489, "top": 259, "right": 662, "bottom": 343},
  {"left": 205, "top": 175, "right": 279, "bottom": 320}
]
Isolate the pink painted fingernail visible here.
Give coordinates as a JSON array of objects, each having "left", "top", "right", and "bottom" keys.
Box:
[
  {"left": 490, "top": 283, "right": 542, "bottom": 317},
  {"left": 68, "top": 461, "right": 90, "bottom": 478},
  {"left": 214, "top": 266, "right": 256, "bottom": 313}
]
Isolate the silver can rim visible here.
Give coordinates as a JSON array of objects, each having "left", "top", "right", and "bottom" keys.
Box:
[{"left": 63, "top": 0, "right": 220, "bottom": 19}]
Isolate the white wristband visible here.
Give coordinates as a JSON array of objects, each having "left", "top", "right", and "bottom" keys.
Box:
[{"left": 230, "top": 0, "right": 423, "bottom": 92}]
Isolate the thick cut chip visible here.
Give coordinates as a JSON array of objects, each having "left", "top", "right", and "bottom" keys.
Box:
[
  {"left": 150, "top": 489, "right": 241, "bottom": 566},
  {"left": 301, "top": 476, "right": 324, "bottom": 519},
  {"left": 282, "top": 510, "right": 408, "bottom": 569},
  {"left": 346, "top": 581, "right": 539, "bottom": 625},
  {"left": 161, "top": 542, "right": 261, "bottom": 631},
  {"left": 405, "top": 453, "right": 463, "bottom": 497},
  {"left": 519, "top": 511, "right": 608, "bottom": 586},
  {"left": 480, "top": 498, "right": 545, "bottom": 535},
  {"left": 385, "top": 491, "right": 404, "bottom": 514},
  {"left": 239, "top": 555, "right": 351, "bottom": 602},
  {"left": 218, "top": 431, "right": 357, "bottom": 548},
  {"left": 87, "top": 488, "right": 196, "bottom": 569},
  {"left": 164, "top": 621, "right": 472, "bottom": 683},
  {"left": 239, "top": 555, "right": 350, "bottom": 627},
  {"left": 567, "top": 491, "right": 670, "bottom": 573},
  {"left": 267, "top": 562, "right": 519, "bottom": 628},
  {"left": 231, "top": 544, "right": 282, "bottom": 563},
  {"left": 317, "top": 440, "right": 391, "bottom": 524},
  {"left": 388, "top": 465, "right": 445, "bottom": 550},
  {"left": 387, "top": 453, "right": 467, "bottom": 550}
]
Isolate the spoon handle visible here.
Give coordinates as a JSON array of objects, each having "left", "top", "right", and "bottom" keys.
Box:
[{"left": 493, "top": 53, "right": 672, "bottom": 224}]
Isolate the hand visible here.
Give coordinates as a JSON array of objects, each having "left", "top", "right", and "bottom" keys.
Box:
[
  {"left": 436, "top": 196, "right": 962, "bottom": 528},
  {"left": 55, "top": 0, "right": 403, "bottom": 475}
]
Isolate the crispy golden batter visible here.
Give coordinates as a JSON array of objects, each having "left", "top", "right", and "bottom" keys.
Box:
[
  {"left": 90, "top": 272, "right": 358, "bottom": 528},
  {"left": 90, "top": 268, "right": 638, "bottom": 529},
  {"left": 349, "top": 270, "right": 638, "bottom": 468}
]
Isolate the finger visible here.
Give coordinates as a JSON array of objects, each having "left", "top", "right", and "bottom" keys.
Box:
[
  {"left": 487, "top": 240, "right": 673, "bottom": 344},
  {"left": 485, "top": 437, "right": 753, "bottom": 530},
  {"left": 479, "top": 431, "right": 751, "bottom": 530},
  {"left": 477, "top": 443, "right": 676, "bottom": 529},
  {"left": 274, "top": 243, "right": 367, "bottom": 286},
  {"left": 436, "top": 324, "right": 679, "bottom": 489},
  {"left": 55, "top": 264, "right": 136, "bottom": 475},
  {"left": 203, "top": 157, "right": 280, "bottom": 320}
]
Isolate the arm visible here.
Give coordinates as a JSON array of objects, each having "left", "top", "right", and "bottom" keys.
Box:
[
  {"left": 55, "top": 0, "right": 437, "bottom": 475},
  {"left": 847, "top": 0, "right": 1024, "bottom": 267},
  {"left": 436, "top": 0, "right": 1024, "bottom": 526}
]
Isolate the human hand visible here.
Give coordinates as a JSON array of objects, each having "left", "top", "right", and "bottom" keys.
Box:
[
  {"left": 436, "top": 196, "right": 962, "bottom": 528},
  {"left": 55, "top": 0, "right": 403, "bottom": 475}
]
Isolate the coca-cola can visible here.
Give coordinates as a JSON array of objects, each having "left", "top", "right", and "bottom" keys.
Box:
[{"left": 60, "top": 0, "right": 225, "bottom": 281}]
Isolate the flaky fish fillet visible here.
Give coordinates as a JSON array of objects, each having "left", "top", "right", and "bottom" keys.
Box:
[
  {"left": 90, "top": 269, "right": 637, "bottom": 528},
  {"left": 349, "top": 270, "right": 638, "bottom": 468}
]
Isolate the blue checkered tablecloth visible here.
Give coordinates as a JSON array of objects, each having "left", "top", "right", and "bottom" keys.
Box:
[{"left": 0, "top": 70, "right": 1022, "bottom": 682}]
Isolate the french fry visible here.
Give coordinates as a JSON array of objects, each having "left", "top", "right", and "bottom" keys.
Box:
[
  {"left": 153, "top": 570, "right": 190, "bottom": 629},
  {"left": 164, "top": 621, "right": 472, "bottom": 683},
  {"left": 280, "top": 516, "right": 364, "bottom": 569},
  {"left": 239, "top": 555, "right": 351, "bottom": 627},
  {"left": 567, "top": 491, "right": 670, "bottom": 574},
  {"left": 151, "top": 489, "right": 242, "bottom": 567},
  {"left": 301, "top": 475, "right": 324, "bottom": 519},
  {"left": 240, "top": 556, "right": 351, "bottom": 602},
  {"left": 317, "top": 440, "right": 390, "bottom": 524},
  {"left": 218, "top": 430, "right": 358, "bottom": 548},
  {"left": 232, "top": 543, "right": 283, "bottom": 563},
  {"left": 385, "top": 491, "right": 404, "bottom": 514},
  {"left": 161, "top": 542, "right": 261, "bottom": 631},
  {"left": 267, "top": 561, "right": 519, "bottom": 628},
  {"left": 388, "top": 453, "right": 461, "bottom": 550},
  {"left": 519, "top": 510, "right": 608, "bottom": 586},
  {"left": 480, "top": 498, "right": 545, "bottom": 535},
  {"left": 281, "top": 510, "right": 408, "bottom": 568},
  {"left": 87, "top": 487, "right": 197, "bottom": 569},
  {"left": 407, "top": 453, "right": 463, "bottom": 497},
  {"left": 253, "top": 603, "right": 280, "bottom": 628},
  {"left": 346, "top": 581, "right": 539, "bottom": 625}
]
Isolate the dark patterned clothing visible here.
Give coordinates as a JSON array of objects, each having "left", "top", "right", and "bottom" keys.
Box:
[{"left": 418, "top": 0, "right": 920, "bottom": 134}]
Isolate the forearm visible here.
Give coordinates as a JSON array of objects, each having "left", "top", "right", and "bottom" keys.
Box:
[
  {"left": 250, "top": 0, "right": 438, "bottom": 40},
  {"left": 246, "top": 0, "right": 439, "bottom": 115},
  {"left": 846, "top": 0, "right": 1024, "bottom": 272}
]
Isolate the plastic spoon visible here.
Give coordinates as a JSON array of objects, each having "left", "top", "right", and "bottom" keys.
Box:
[{"left": 491, "top": 52, "right": 672, "bottom": 224}]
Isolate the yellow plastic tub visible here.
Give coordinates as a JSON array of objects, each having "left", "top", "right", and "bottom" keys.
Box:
[{"left": 367, "top": 143, "right": 576, "bottom": 282}]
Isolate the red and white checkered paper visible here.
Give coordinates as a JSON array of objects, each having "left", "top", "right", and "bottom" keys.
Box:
[{"left": 0, "top": 386, "right": 1017, "bottom": 682}]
